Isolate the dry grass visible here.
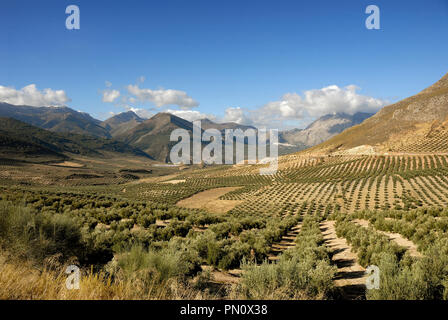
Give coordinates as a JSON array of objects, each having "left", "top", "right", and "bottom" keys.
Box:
[
  {"left": 0, "top": 255, "right": 125, "bottom": 300},
  {"left": 0, "top": 254, "right": 211, "bottom": 300}
]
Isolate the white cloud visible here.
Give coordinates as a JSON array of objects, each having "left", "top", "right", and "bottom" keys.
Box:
[
  {"left": 224, "top": 85, "right": 387, "bottom": 129},
  {"left": 127, "top": 84, "right": 199, "bottom": 109},
  {"left": 222, "top": 107, "right": 253, "bottom": 124},
  {"left": 165, "top": 109, "right": 216, "bottom": 122},
  {"left": 0, "top": 84, "right": 70, "bottom": 107},
  {"left": 123, "top": 106, "right": 153, "bottom": 119},
  {"left": 300, "top": 85, "right": 385, "bottom": 116},
  {"left": 116, "top": 106, "right": 214, "bottom": 122},
  {"left": 102, "top": 89, "right": 120, "bottom": 103},
  {"left": 105, "top": 81, "right": 112, "bottom": 88}
]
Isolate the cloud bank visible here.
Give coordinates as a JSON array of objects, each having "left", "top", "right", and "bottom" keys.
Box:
[
  {"left": 101, "top": 81, "right": 386, "bottom": 130},
  {"left": 102, "top": 89, "right": 120, "bottom": 103},
  {"left": 223, "top": 85, "right": 387, "bottom": 128},
  {"left": 127, "top": 85, "right": 199, "bottom": 109},
  {"left": 0, "top": 84, "right": 70, "bottom": 107},
  {"left": 165, "top": 109, "right": 216, "bottom": 122}
]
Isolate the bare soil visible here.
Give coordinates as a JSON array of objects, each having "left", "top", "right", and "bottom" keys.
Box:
[
  {"left": 176, "top": 187, "right": 243, "bottom": 213},
  {"left": 51, "top": 161, "right": 84, "bottom": 168},
  {"left": 320, "top": 220, "right": 366, "bottom": 300},
  {"left": 162, "top": 179, "right": 186, "bottom": 184},
  {"left": 353, "top": 219, "right": 422, "bottom": 257}
]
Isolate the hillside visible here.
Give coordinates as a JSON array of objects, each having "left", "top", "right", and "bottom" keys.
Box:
[
  {"left": 0, "top": 103, "right": 111, "bottom": 138},
  {"left": 307, "top": 72, "right": 448, "bottom": 155},
  {"left": 280, "top": 112, "right": 373, "bottom": 150},
  {"left": 116, "top": 113, "right": 194, "bottom": 162},
  {"left": 0, "top": 131, "right": 67, "bottom": 161},
  {"left": 0, "top": 117, "right": 151, "bottom": 160},
  {"left": 117, "top": 113, "right": 261, "bottom": 162},
  {"left": 101, "top": 111, "right": 145, "bottom": 137},
  {"left": 200, "top": 118, "right": 256, "bottom": 133}
]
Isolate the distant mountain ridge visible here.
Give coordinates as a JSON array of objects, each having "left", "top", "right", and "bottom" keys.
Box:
[
  {"left": 0, "top": 103, "right": 263, "bottom": 162},
  {"left": 0, "top": 103, "right": 111, "bottom": 138},
  {"left": 116, "top": 113, "right": 197, "bottom": 162},
  {"left": 199, "top": 118, "right": 256, "bottom": 133},
  {"left": 101, "top": 111, "right": 145, "bottom": 137},
  {"left": 0, "top": 117, "right": 151, "bottom": 161},
  {"left": 307, "top": 72, "right": 448, "bottom": 155},
  {"left": 280, "top": 112, "right": 374, "bottom": 150},
  {"left": 0, "top": 100, "right": 385, "bottom": 162},
  {"left": 115, "top": 113, "right": 273, "bottom": 162}
]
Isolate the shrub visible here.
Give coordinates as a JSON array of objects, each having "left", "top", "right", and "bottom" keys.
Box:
[
  {"left": 236, "top": 216, "right": 336, "bottom": 299},
  {"left": 107, "top": 240, "right": 201, "bottom": 288},
  {"left": 0, "top": 201, "right": 84, "bottom": 263}
]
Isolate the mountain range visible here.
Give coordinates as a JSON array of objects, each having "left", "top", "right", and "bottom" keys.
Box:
[
  {"left": 0, "top": 117, "right": 150, "bottom": 162},
  {"left": 279, "top": 112, "right": 373, "bottom": 150},
  {"left": 0, "top": 103, "right": 111, "bottom": 138},
  {"left": 0, "top": 98, "right": 382, "bottom": 162},
  {"left": 101, "top": 111, "right": 145, "bottom": 137},
  {"left": 308, "top": 72, "right": 448, "bottom": 155}
]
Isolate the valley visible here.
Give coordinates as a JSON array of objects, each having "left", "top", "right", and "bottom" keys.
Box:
[
  {"left": 2, "top": 149, "right": 448, "bottom": 299},
  {"left": 2, "top": 72, "right": 448, "bottom": 300}
]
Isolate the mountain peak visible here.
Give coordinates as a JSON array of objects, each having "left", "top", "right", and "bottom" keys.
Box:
[
  {"left": 112, "top": 110, "right": 143, "bottom": 121},
  {"left": 0, "top": 102, "right": 110, "bottom": 138},
  {"left": 103, "top": 110, "right": 144, "bottom": 124},
  {"left": 102, "top": 111, "right": 146, "bottom": 137},
  {"left": 418, "top": 72, "right": 448, "bottom": 96},
  {"left": 307, "top": 71, "right": 448, "bottom": 155},
  {"left": 281, "top": 112, "right": 373, "bottom": 149}
]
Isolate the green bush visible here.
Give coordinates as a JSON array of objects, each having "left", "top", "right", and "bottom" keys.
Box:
[
  {"left": 236, "top": 216, "right": 335, "bottom": 299},
  {"left": 107, "top": 240, "right": 200, "bottom": 286}
]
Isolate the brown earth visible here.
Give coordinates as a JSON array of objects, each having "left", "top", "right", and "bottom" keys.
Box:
[
  {"left": 176, "top": 187, "right": 243, "bottom": 214},
  {"left": 353, "top": 219, "right": 422, "bottom": 257},
  {"left": 320, "top": 220, "right": 366, "bottom": 300}
]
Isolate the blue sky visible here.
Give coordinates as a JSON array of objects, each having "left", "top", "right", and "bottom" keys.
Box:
[{"left": 2, "top": 0, "right": 448, "bottom": 129}]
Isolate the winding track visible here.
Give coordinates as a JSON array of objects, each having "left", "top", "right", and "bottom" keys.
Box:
[{"left": 320, "top": 220, "right": 366, "bottom": 300}]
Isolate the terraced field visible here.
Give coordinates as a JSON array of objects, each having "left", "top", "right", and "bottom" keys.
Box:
[
  {"left": 2, "top": 153, "right": 448, "bottom": 299},
  {"left": 126, "top": 154, "right": 448, "bottom": 297},
  {"left": 127, "top": 154, "right": 448, "bottom": 215}
]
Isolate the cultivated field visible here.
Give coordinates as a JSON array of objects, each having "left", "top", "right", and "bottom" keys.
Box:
[{"left": 1, "top": 153, "right": 448, "bottom": 299}]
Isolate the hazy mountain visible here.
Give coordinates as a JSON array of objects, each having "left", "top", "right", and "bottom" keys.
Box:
[
  {"left": 0, "top": 117, "right": 151, "bottom": 160},
  {"left": 0, "top": 103, "right": 111, "bottom": 138},
  {"left": 279, "top": 112, "right": 373, "bottom": 150},
  {"left": 116, "top": 113, "right": 194, "bottom": 162},
  {"left": 199, "top": 118, "right": 256, "bottom": 133},
  {"left": 101, "top": 111, "right": 145, "bottom": 137},
  {"left": 308, "top": 72, "right": 448, "bottom": 154},
  {"left": 117, "top": 111, "right": 370, "bottom": 162},
  {"left": 116, "top": 113, "right": 264, "bottom": 162}
]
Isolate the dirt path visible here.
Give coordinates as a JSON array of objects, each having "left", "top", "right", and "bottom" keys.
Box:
[
  {"left": 51, "top": 161, "right": 84, "bottom": 168},
  {"left": 268, "top": 224, "right": 301, "bottom": 261},
  {"left": 353, "top": 219, "right": 422, "bottom": 257},
  {"left": 162, "top": 179, "right": 186, "bottom": 184},
  {"left": 176, "top": 187, "right": 243, "bottom": 214},
  {"left": 320, "top": 220, "right": 366, "bottom": 300}
]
